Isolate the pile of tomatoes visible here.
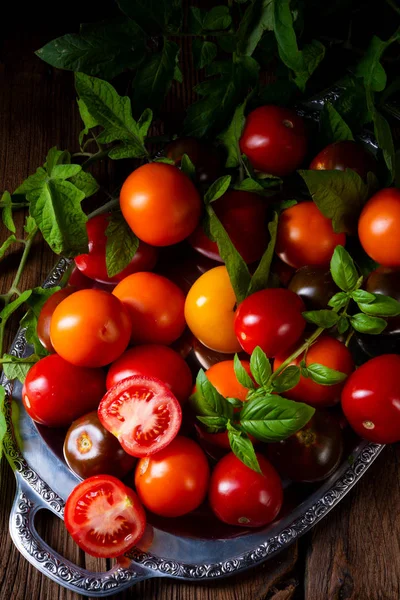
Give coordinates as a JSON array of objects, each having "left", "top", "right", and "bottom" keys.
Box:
[{"left": 21, "top": 104, "right": 400, "bottom": 559}]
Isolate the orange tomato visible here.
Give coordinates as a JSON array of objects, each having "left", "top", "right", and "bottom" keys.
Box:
[{"left": 206, "top": 360, "right": 252, "bottom": 401}]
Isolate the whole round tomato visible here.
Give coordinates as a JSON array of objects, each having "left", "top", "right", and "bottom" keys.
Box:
[
  {"left": 37, "top": 287, "right": 76, "bottom": 352},
  {"left": 358, "top": 188, "right": 400, "bottom": 267},
  {"left": 208, "top": 453, "right": 283, "bottom": 527},
  {"left": 189, "top": 190, "right": 269, "bottom": 264},
  {"left": 276, "top": 202, "right": 346, "bottom": 269},
  {"left": 65, "top": 475, "right": 146, "bottom": 558},
  {"left": 341, "top": 354, "right": 400, "bottom": 443},
  {"left": 113, "top": 272, "right": 186, "bottom": 345},
  {"left": 50, "top": 289, "right": 131, "bottom": 367},
  {"left": 274, "top": 336, "right": 354, "bottom": 407},
  {"left": 185, "top": 266, "right": 242, "bottom": 354},
  {"left": 64, "top": 411, "right": 136, "bottom": 479},
  {"left": 268, "top": 411, "right": 344, "bottom": 482},
  {"left": 68, "top": 267, "right": 94, "bottom": 290},
  {"left": 165, "top": 137, "right": 223, "bottom": 184},
  {"left": 98, "top": 375, "right": 182, "bottom": 457},
  {"left": 234, "top": 288, "right": 306, "bottom": 357},
  {"left": 120, "top": 163, "right": 201, "bottom": 246},
  {"left": 106, "top": 344, "right": 192, "bottom": 404},
  {"left": 309, "top": 140, "right": 376, "bottom": 179},
  {"left": 288, "top": 266, "right": 339, "bottom": 311},
  {"left": 134, "top": 436, "right": 210, "bottom": 517},
  {"left": 239, "top": 105, "right": 307, "bottom": 176},
  {"left": 74, "top": 213, "right": 158, "bottom": 284},
  {"left": 22, "top": 355, "right": 106, "bottom": 427}
]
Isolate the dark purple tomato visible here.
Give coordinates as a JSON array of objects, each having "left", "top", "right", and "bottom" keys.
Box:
[
  {"left": 309, "top": 141, "right": 376, "bottom": 179},
  {"left": 165, "top": 137, "right": 223, "bottom": 184},
  {"left": 288, "top": 266, "right": 339, "bottom": 311}
]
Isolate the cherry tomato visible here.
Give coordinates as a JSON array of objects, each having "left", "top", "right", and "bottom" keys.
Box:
[
  {"left": 185, "top": 266, "right": 242, "bottom": 354},
  {"left": 22, "top": 355, "right": 106, "bottom": 427},
  {"left": 64, "top": 411, "right": 136, "bottom": 480},
  {"left": 310, "top": 140, "right": 376, "bottom": 179},
  {"left": 341, "top": 354, "right": 400, "bottom": 443},
  {"left": 288, "top": 266, "right": 339, "bottom": 311},
  {"left": 165, "top": 137, "right": 223, "bottom": 184},
  {"left": 98, "top": 375, "right": 182, "bottom": 457},
  {"left": 268, "top": 411, "right": 344, "bottom": 482},
  {"left": 276, "top": 202, "right": 346, "bottom": 269},
  {"left": 208, "top": 453, "right": 283, "bottom": 527},
  {"left": 189, "top": 190, "right": 269, "bottom": 264},
  {"left": 358, "top": 188, "right": 400, "bottom": 267},
  {"left": 113, "top": 272, "right": 186, "bottom": 345},
  {"left": 274, "top": 336, "right": 354, "bottom": 407},
  {"left": 239, "top": 105, "right": 307, "bottom": 176},
  {"left": 68, "top": 267, "right": 94, "bottom": 290},
  {"left": 106, "top": 344, "right": 192, "bottom": 404},
  {"left": 74, "top": 213, "right": 158, "bottom": 284},
  {"left": 135, "top": 436, "right": 210, "bottom": 517},
  {"left": 120, "top": 163, "right": 201, "bottom": 246},
  {"left": 65, "top": 475, "right": 146, "bottom": 558},
  {"left": 50, "top": 289, "right": 131, "bottom": 368},
  {"left": 270, "top": 256, "right": 295, "bottom": 287},
  {"left": 205, "top": 359, "right": 252, "bottom": 402},
  {"left": 37, "top": 287, "right": 76, "bottom": 352},
  {"left": 234, "top": 288, "right": 306, "bottom": 357}
]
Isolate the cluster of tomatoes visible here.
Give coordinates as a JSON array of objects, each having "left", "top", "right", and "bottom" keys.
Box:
[{"left": 20, "top": 104, "right": 400, "bottom": 559}]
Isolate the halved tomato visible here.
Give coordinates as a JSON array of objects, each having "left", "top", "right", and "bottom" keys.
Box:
[
  {"left": 98, "top": 376, "right": 182, "bottom": 457},
  {"left": 64, "top": 475, "right": 146, "bottom": 558}
]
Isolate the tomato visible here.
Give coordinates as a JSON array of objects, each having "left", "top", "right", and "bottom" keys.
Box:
[
  {"left": 270, "top": 256, "right": 296, "bottom": 287},
  {"left": 189, "top": 190, "right": 269, "bottom": 264},
  {"left": 288, "top": 266, "right": 339, "bottom": 311},
  {"left": 205, "top": 359, "right": 252, "bottom": 402},
  {"left": 358, "top": 188, "right": 400, "bottom": 267},
  {"left": 98, "top": 375, "right": 182, "bottom": 457},
  {"left": 134, "top": 436, "right": 210, "bottom": 517},
  {"left": 68, "top": 267, "right": 94, "bottom": 290},
  {"left": 208, "top": 453, "right": 283, "bottom": 527},
  {"left": 63, "top": 411, "right": 136, "bottom": 480},
  {"left": 341, "top": 354, "right": 400, "bottom": 443},
  {"left": 310, "top": 140, "right": 376, "bottom": 179},
  {"left": 22, "top": 355, "right": 106, "bottom": 427},
  {"left": 113, "top": 272, "right": 186, "bottom": 345},
  {"left": 165, "top": 137, "right": 223, "bottom": 184},
  {"left": 120, "top": 163, "right": 201, "bottom": 246},
  {"left": 74, "top": 214, "right": 158, "bottom": 284},
  {"left": 64, "top": 475, "right": 146, "bottom": 558},
  {"left": 50, "top": 289, "right": 131, "bottom": 368},
  {"left": 185, "top": 266, "right": 242, "bottom": 354},
  {"left": 37, "top": 287, "right": 76, "bottom": 352},
  {"left": 234, "top": 288, "right": 306, "bottom": 357},
  {"left": 192, "top": 337, "right": 237, "bottom": 370},
  {"left": 106, "top": 344, "right": 192, "bottom": 404},
  {"left": 239, "top": 105, "right": 307, "bottom": 176},
  {"left": 156, "top": 247, "right": 216, "bottom": 295},
  {"left": 274, "top": 336, "right": 354, "bottom": 407},
  {"left": 268, "top": 411, "right": 344, "bottom": 482},
  {"left": 276, "top": 202, "right": 346, "bottom": 269}
]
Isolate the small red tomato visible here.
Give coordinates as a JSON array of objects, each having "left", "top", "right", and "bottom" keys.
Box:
[
  {"left": 239, "top": 105, "right": 307, "bottom": 176},
  {"left": 209, "top": 453, "right": 283, "bottom": 527},
  {"left": 37, "top": 287, "right": 76, "bottom": 352},
  {"left": 341, "top": 354, "right": 400, "bottom": 443},
  {"left": 310, "top": 140, "right": 376, "bottom": 179}
]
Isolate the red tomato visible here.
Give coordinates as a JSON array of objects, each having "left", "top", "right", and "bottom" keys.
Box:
[
  {"left": 98, "top": 375, "right": 182, "bottom": 457},
  {"left": 22, "top": 355, "right": 106, "bottom": 427},
  {"left": 74, "top": 214, "right": 158, "bottom": 284},
  {"left": 64, "top": 475, "right": 146, "bottom": 558},
  {"left": 309, "top": 140, "right": 376, "bottom": 178},
  {"left": 120, "top": 163, "right": 201, "bottom": 246},
  {"left": 239, "top": 105, "right": 307, "bottom": 176},
  {"left": 234, "top": 288, "right": 306, "bottom": 357},
  {"left": 209, "top": 453, "right": 283, "bottom": 527},
  {"left": 358, "top": 188, "right": 400, "bottom": 267},
  {"left": 165, "top": 137, "right": 223, "bottom": 184},
  {"left": 274, "top": 336, "right": 355, "bottom": 408},
  {"left": 106, "top": 344, "right": 192, "bottom": 404},
  {"left": 50, "top": 289, "right": 132, "bottom": 368},
  {"left": 189, "top": 190, "right": 269, "bottom": 264},
  {"left": 276, "top": 202, "right": 346, "bottom": 269},
  {"left": 341, "top": 354, "right": 400, "bottom": 443},
  {"left": 37, "top": 287, "right": 76, "bottom": 352},
  {"left": 134, "top": 436, "right": 210, "bottom": 517},
  {"left": 113, "top": 272, "right": 186, "bottom": 345},
  {"left": 68, "top": 267, "right": 94, "bottom": 290}
]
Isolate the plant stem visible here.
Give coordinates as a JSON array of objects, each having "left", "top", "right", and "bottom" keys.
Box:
[
  {"left": 270, "top": 327, "right": 325, "bottom": 381},
  {"left": 386, "top": 0, "right": 400, "bottom": 17},
  {"left": 72, "top": 152, "right": 93, "bottom": 158},
  {"left": 82, "top": 149, "right": 110, "bottom": 170},
  {"left": 87, "top": 197, "right": 119, "bottom": 219},
  {"left": 345, "top": 329, "right": 355, "bottom": 347}
]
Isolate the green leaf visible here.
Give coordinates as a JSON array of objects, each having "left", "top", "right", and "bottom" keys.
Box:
[
  {"left": 370, "top": 103, "right": 395, "bottom": 183},
  {"left": 236, "top": 0, "right": 274, "bottom": 56},
  {"left": 69, "top": 170, "right": 99, "bottom": 198},
  {"left": 234, "top": 354, "right": 256, "bottom": 390},
  {"left": 190, "top": 369, "right": 234, "bottom": 420},
  {"left": 197, "top": 415, "right": 228, "bottom": 433},
  {"left": 233, "top": 178, "right": 263, "bottom": 192},
  {"left": 51, "top": 164, "right": 81, "bottom": 180},
  {"left": 20, "top": 311, "right": 48, "bottom": 358},
  {"left": 357, "top": 294, "right": 400, "bottom": 317},
  {"left": 154, "top": 157, "right": 175, "bottom": 165},
  {"left": 24, "top": 216, "right": 37, "bottom": 236},
  {"left": 250, "top": 346, "right": 271, "bottom": 387},
  {"left": 333, "top": 78, "right": 371, "bottom": 132},
  {"left": 226, "top": 397, "right": 243, "bottom": 408},
  {"left": 302, "top": 309, "right": 339, "bottom": 328},
  {"left": 256, "top": 79, "right": 297, "bottom": 106},
  {"left": 355, "top": 35, "right": 391, "bottom": 92},
  {"left": 227, "top": 424, "right": 262, "bottom": 474},
  {"left": 240, "top": 394, "right": 315, "bottom": 442},
  {"left": 77, "top": 98, "right": 98, "bottom": 144},
  {"left": 246, "top": 211, "right": 278, "bottom": 296},
  {"left": 350, "top": 313, "right": 387, "bottom": 335},
  {"left": 192, "top": 40, "right": 217, "bottom": 70},
  {"left": 337, "top": 316, "right": 349, "bottom": 334},
  {"left": 218, "top": 100, "right": 247, "bottom": 169},
  {"left": 105, "top": 213, "right": 139, "bottom": 278},
  {"left": 137, "top": 109, "right": 153, "bottom": 139},
  {"left": 45, "top": 147, "right": 70, "bottom": 176},
  {"left": 14, "top": 167, "right": 47, "bottom": 197},
  {"left": 351, "top": 290, "right": 375, "bottom": 304},
  {"left": 117, "top": 0, "right": 182, "bottom": 34},
  {"left": 204, "top": 176, "right": 231, "bottom": 203},
  {"left": 328, "top": 291, "right": 349, "bottom": 310},
  {"left": 305, "top": 363, "right": 347, "bottom": 385},
  {"left": 188, "top": 6, "right": 206, "bottom": 34},
  {"left": 319, "top": 102, "right": 354, "bottom": 146},
  {"left": 0, "top": 386, "right": 6, "bottom": 460},
  {"left": 0, "top": 290, "right": 32, "bottom": 323},
  {"left": 36, "top": 17, "right": 146, "bottom": 79},
  {"left": 1, "top": 191, "right": 16, "bottom": 233},
  {"left": 272, "top": 366, "right": 301, "bottom": 394},
  {"left": 1, "top": 354, "right": 40, "bottom": 383},
  {"left": 180, "top": 154, "right": 196, "bottom": 180},
  {"left": 330, "top": 245, "right": 359, "bottom": 292},
  {"left": 203, "top": 6, "right": 232, "bottom": 30},
  {"left": 0, "top": 235, "right": 17, "bottom": 259},
  {"left": 298, "top": 169, "right": 368, "bottom": 234}
]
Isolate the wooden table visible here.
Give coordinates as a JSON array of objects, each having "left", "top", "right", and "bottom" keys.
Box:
[{"left": 1, "top": 7, "right": 400, "bottom": 600}]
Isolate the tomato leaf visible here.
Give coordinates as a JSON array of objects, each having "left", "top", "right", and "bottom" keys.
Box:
[
  {"left": 233, "top": 354, "right": 256, "bottom": 390},
  {"left": 305, "top": 363, "right": 347, "bottom": 386},
  {"left": 319, "top": 102, "right": 354, "bottom": 147},
  {"left": 1, "top": 191, "right": 16, "bottom": 233},
  {"left": 77, "top": 98, "right": 98, "bottom": 144},
  {"left": 355, "top": 34, "right": 393, "bottom": 93},
  {"left": 350, "top": 313, "right": 387, "bottom": 334},
  {"left": 117, "top": 0, "right": 182, "bottom": 34},
  {"left": 328, "top": 291, "right": 350, "bottom": 310},
  {"left": 246, "top": 211, "right": 278, "bottom": 296},
  {"left": 272, "top": 366, "right": 301, "bottom": 393},
  {"left": 330, "top": 246, "right": 359, "bottom": 292},
  {"left": 203, "top": 6, "right": 232, "bottom": 30},
  {"left": 0, "top": 235, "right": 17, "bottom": 260},
  {"left": 369, "top": 101, "right": 395, "bottom": 183},
  {"left": 357, "top": 294, "right": 400, "bottom": 318},
  {"left": 105, "top": 213, "right": 139, "bottom": 278},
  {"left": 69, "top": 170, "right": 99, "bottom": 198},
  {"left": 0, "top": 290, "right": 32, "bottom": 323},
  {"left": 204, "top": 176, "right": 231, "bottom": 203},
  {"left": 250, "top": 346, "right": 271, "bottom": 388},
  {"left": 0, "top": 386, "right": 7, "bottom": 461},
  {"left": 218, "top": 100, "right": 247, "bottom": 169},
  {"left": 236, "top": 0, "right": 274, "bottom": 56},
  {"left": 190, "top": 369, "right": 234, "bottom": 420},
  {"left": 137, "top": 109, "right": 154, "bottom": 139},
  {"left": 333, "top": 77, "right": 372, "bottom": 132},
  {"left": 192, "top": 40, "right": 217, "bottom": 70},
  {"left": 197, "top": 415, "right": 228, "bottom": 433},
  {"left": 227, "top": 423, "right": 262, "bottom": 474},
  {"left": 302, "top": 309, "right": 339, "bottom": 329},
  {"left": 1, "top": 354, "right": 40, "bottom": 383}
]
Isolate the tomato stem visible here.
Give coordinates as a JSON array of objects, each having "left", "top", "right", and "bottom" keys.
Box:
[{"left": 269, "top": 326, "right": 325, "bottom": 382}]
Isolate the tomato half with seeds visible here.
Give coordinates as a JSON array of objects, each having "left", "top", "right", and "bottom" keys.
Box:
[
  {"left": 98, "top": 376, "right": 182, "bottom": 457},
  {"left": 64, "top": 475, "right": 146, "bottom": 558}
]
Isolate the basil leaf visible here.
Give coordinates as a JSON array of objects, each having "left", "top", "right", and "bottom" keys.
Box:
[
  {"left": 330, "top": 246, "right": 359, "bottom": 292},
  {"left": 233, "top": 178, "right": 263, "bottom": 192},
  {"left": 350, "top": 313, "right": 387, "bottom": 335},
  {"left": 236, "top": 0, "right": 274, "bottom": 56},
  {"left": 1, "top": 191, "right": 16, "bottom": 233},
  {"left": 272, "top": 366, "right": 301, "bottom": 394},
  {"left": 2, "top": 354, "right": 40, "bottom": 383},
  {"left": 319, "top": 102, "right": 354, "bottom": 147},
  {"left": 0, "top": 386, "right": 6, "bottom": 460},
  {"left": 226, "top": 397, "right": 244, "bottom": 409},
  {"left": 337, "top": 316, "right": 350, "bottom": 334},
  {"left": 105, "top": 213, "right": 139, "bottom": 278},
  {"left": 190, "top": 369, "right": 233, "bottom": 419},
  {"left": 234, "top": 354, "right": 256, "bottom": 390},
  {"left": 203, "top": 6, "right": 232, "bottom": 30},
  {"left": 180, "top": 154, "right": 196, "bottom": 180},
  {"left": 240, "top": 394, "right": 315, "bottom": 442},
  {"left": 0, "top": 235, "right": 17, "bottom": 260},
  {"left": 192, "top": 40, "right": 217, "bottom": 69},
  {"left": 250, "top": 346, "right": 271, "bottom": 387},
  {"left": 351, "top": 290, "right": 375, "bottom": 304},
  {"left": 246, "top": 211, "right": 278, "bottom": 296},
  {"left": 328, "top": 291, "right": 349, "bottom": 310},
  {"left": 227, "top": 425, "right": 262, "bottom": 474},
  {"left": 305, "top": 363, "right": 347, "bottom": 385},
  {"left": 218, "top": 101, "right": 247, "bottom": 169},
  {"left": 357, "top": 294, "right": 400, "bottom": 317},
  {"left": 204, "top": 175, "right": 231, "bottom": 203},
  {"left": 197, "top": 415, "right": 228, "bottom": 433},
  {"left": 302, "top": 310, "right": 339, "bottom": 328}
]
